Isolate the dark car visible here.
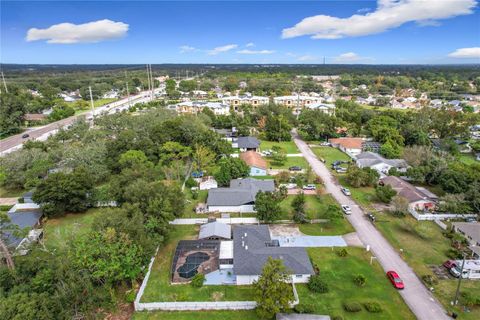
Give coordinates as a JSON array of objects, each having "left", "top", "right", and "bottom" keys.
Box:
[
  {"left": 443, "top": 260, "right": 457, "bottom": 270},
  {"left": 386, "top": 271, "right": 404, "bottom": 289},
  {"left": 289, "top": 166, "right": 302, "bottom": 171},
  {"left": 22, "top": 133, "right": 30, "bottom": 139},
  {"left": 366, "top": 213, "right": 376, "bottom": 222}
]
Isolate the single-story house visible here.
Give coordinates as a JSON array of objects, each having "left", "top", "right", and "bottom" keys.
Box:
[
  {"left": 452, "top": 222, "right": 480, "bottom": 259},
  {"left": 240, "top": 151, "right": 268, "bottom": 176},
  {"left": 355, "top": 152, "right": 408, "bottom": 176},
  {"left": 305, "top": 103, "right": 335, "bottom": 116},
  {"left": 328, "top": 137, "right": 364, "bottom": 156},
  {"left": 207, "top": 178, "right": 275, "bottom": 213},
  {"left": 199, "top": 221, "right": 232, "bottom": 240},
  {"left": 23, "top": 113, "right": 47, "bottom": 123},
  {"left": 380, "top": 176, "right": 438, "bottom": 211},
  {"left": 361, "top": 141, "right": 382, "bottom": 153},
  {"left": 233, "top": 225, "right": 314, "bottom": 285},
  {"left": 233, "top": 136, "right": 260, "bottom": 152},
  {"left": 215, "top": 127, "right": 238, "bottom": 142}
]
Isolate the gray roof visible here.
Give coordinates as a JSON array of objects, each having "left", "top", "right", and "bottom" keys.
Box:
[
  {"left": 453, "top": 222, "right": 480, "bottom": 244},
  {"left": 199, "top": 222, "right": 232, "bottom": 240},
  {"left": 3, "top": 211, "right": 42, "bottom": 247},
  {"left": 233, "top": 225, "right": 314, "bottom": 276},
  {"left": 207, "top": 178, "right": 275, "bottom": 207},
  {"left": 356, "top": 152, "right": 407, "bottom": 169},
  {"left": 237, "top": 136, "right": 260, "bottom": 149}
]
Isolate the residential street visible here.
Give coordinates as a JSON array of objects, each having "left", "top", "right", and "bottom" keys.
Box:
[{"left": 292, "top": 130, "right": 450, "bottom": 320}]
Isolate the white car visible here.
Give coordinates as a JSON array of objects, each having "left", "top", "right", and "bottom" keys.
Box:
[
  {"left": 341, "top": 187, "right": 351, "bottom": 196},
  {"left": 341, "top": 205, "right": 352, "bottom": 215}
]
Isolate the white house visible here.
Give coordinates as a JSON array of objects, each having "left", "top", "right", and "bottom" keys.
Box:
[
  {"left": 355, "top": 152, "right": 408, "bottom": 176},
  {"left": 381, "top": 176, "right": 438, "bottom": 211},
  {"left": 305, "top": 103, "right": 335, "bottom": 116},
  {"left": 197, "top": 176, "right": 218, "bottom": 190},
  {"left": 222, "top": 95, "right": 269, "bottom": 110},
  {"left": 328, "top": 137, "right": 364, "bottom": 157}
]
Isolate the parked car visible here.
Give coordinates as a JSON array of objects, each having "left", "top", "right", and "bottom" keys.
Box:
[
  {"left": 341, "top": 187, "right": 351, "bottom": 196},
  {"left": 279, "top": 183, "right": 297, "bottom": 189},
  {"left": 320, "top": 142, "right": 331, "bottom": 146},
  {"left": 302, "top": 184, "right": 316, "bottom": 191},
  {"left": 22, "top": 133, "right": 30, "bottom": 139},
  {"left": 465, "top": 217, "right": 477, "bottom": 223},
  {"left": 449, "top": 265, "right": 467, "bottom": 278},
  {"left": 386, "top": 271, "right": 404, "bottom": 289},
  {"left": 319, "top": 157, "right": 326, "bottom": 163},
  {"left": 289, "top": 166, "right": 302, "bottom": 171},
  {"left": 366, "top": 213, "right": 376, "bottom": 222},
  {"left": 336, "top": 167, "right": 347, "bottom": 173},
  {"left": 443, "top": 260, "right": 457, "bottom": 270},
  {"left": 341, "top": 205, "right": 352, "bottom": 215}
]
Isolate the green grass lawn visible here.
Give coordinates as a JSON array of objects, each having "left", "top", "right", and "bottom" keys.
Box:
[
  {"left": 297, "top": 247, "right": 415, "bottom": 320},
  {"left": 181, "top": 189, "right": 208, "bottom": 218},
  {"left": 0, "top": 186, "right": 25, "bottom": 198},
  {"left": 311, "top": 146, "right": 351, "bottom": 168},
  {"left": 458, "top": 153, "right": 477, "bottom": 165},
  {"left": 267, "top": 156, "right": 308, "bottom": 169},
  {"left": 337, "top": 176, "right": 377, "bottom": 208},
  {"left": 43, "top": 208, "right": 104, "bottom": 249},
  {"left": 260, "top": 140, "right": 300, "bottom": 154},
  {"left": 134, "top": 310, "right": 259, "bottom": 320},
  {"left": 375, "top": 212, "right": 480, "bottom": 319},
  {"left": 141, "top": 225, "right": 255, "bottom": 303}
]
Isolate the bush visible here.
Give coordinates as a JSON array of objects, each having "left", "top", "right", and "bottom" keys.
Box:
[
  {"left": 446, "top": 248, "right": 462, "bottom": 259},
  {"left": 337, "top": 248, "right": 348, "bottom": 257},
  {"left": 294, "top": 303, "right": 315, "bottom": 314},
  {"left": 353, "top": 274, "right": 366, "bottom": 287},
  {"left": 331, "top": 316, "right": 343, "bottom": 320},
  {"left": 17, "top": 197, "right": 25, "bottom": 204},
  {"left": 190, "top": 273, "right": 205, "bottom": 288},
  {"left": 124, "top": 289, "right": 136, "bottom": 303},
  {"left": 343, "top": 301, "right": 362, "bottom": 312},
  {"left": 307, "top": 275, "right": 329, "bottom": 293},
  {"left": 422, "top": 274, "right": 438, "bottom": 286},
  {"left": 461, "top": 292, "right": 480, "bottom": 307},
  {"left": 185, "top": 177, "right": 197, "bottom": 189},
  {"left": 363, "top": 301, "right": 383, "bottom": 313}
]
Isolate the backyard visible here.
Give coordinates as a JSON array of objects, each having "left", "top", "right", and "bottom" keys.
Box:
[
  {"left": 140, "top": 225, "right": 256, "bottom": 303},
  {"left": 375, "top": 212, "right": 480, "bottom": 320},
  {"left": 260, "top": 140, "right": 300, "bottom": 154}
]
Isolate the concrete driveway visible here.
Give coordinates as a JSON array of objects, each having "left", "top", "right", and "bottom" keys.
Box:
[{"left": 292, "top": 130, "right": 449, "bottom": 320}]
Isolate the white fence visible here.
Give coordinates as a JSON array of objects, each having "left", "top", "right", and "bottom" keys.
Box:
[
  {"left": 170, "top": 217, "right": 259, "bottom": 225},
  {"left": 136, "top": 300, "right": 257, "bottom": 311},
  {"left": 409, "top": 209, "right": 477, "bottom": 221}
]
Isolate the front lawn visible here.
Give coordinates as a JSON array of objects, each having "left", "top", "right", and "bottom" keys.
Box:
[
  {"left": 267, "top": 156, "right": 308, "bottom": 169},
  {"left": 375, "top": 212, "right": 480, "bottom": 319},
  {"left": 297, "top": 247, "right": 416, "bottom": 320},
  {"left": 260, "top": 140, "right": 300, "bottom": 154},
  {"left": 337, "top": 176, "right": 377, "bottom": 208},
  {"left": 141, "top": 225, "right": 255, "bottom": 302},
  {"left": 134, "top": 310, "right": 259, "bottom": 320},
  {"left": 311, "top": 146, "right": 351, "bottom": 168}
]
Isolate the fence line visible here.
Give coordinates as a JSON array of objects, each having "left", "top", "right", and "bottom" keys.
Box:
[{"left": 408, "top": 209, "right": 476, "bottom": 221}]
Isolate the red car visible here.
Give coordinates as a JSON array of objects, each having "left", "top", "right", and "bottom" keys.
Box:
[
  {"left": 443, "top": 260, "right": 457, "bottom": 270},
  {"left": 386, "top": 271, "right": 404, "bottom": 289}
]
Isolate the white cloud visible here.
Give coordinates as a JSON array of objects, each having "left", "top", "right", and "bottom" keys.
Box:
[
  {"left": 448, "top": 47, "right": 480, "bottom": 58},
  {"left": 297, "top": 55, "right": 317, "bottom": 62},
  {"left": 237, "top": 49, "right": 275, "bottom": 55},
  {"left": 179, "top": 45, "right": 196, "bottom": 53},
  {"left": 335, "top": 52, "right": 361, "bottom": 62},
  {"left": 26, "top": 19, "right": 128, "bottom": 44},
  {"left": 207, "top": 44, "right": 238, "bottom": 55},
  {"left": 246, "top": 42, "right": 255, "bottom": 47},
  {"left": 282, "top": 0, "right": 476, "bottom": 39}
]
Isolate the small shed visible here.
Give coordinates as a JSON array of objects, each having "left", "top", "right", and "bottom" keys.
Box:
[{"left": 199, "top": 221, "right": 232, "bottom": 240}]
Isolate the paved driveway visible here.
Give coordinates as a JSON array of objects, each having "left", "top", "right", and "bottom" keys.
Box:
[
  {"left": 272, "top": 235, "right": 347, "bottom": 247},
  {"left": 292, "top": 130, "right": 449, "bottom": 320}
]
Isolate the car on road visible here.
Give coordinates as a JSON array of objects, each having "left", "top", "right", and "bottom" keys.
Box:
[
  {"left": 366, "top": 213, "right": 376, "bottom": 222},
  {"left": 341, "top": 205, "right": 352, "bottom": 215},
  {"left": 289, "top": 166, "right": 302, "bottom": 171},
  {"left": 279, "top": 183, "right": 297, "bottom": 189},
  {"left": 387, "top": 271, "right": 404, "bottom": 289},
  {"left": 21, "top": 134, "right": 30, "bottom": 139},
  {"left": 465, "top": 217, "right": 477, "bottom": 223},
  {"left": 341, "top": 187, "right": 351, "bottom": 196},
  {"left": 443, "top": 260, "right": 457, "bottom": 270},
  {"left": 302, "top": 184, "right": 316, "bottom": 191}
]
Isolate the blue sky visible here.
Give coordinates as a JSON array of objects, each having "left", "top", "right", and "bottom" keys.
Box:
[{"left": 1, "top": 0, "right": 480, "bottom": 64}]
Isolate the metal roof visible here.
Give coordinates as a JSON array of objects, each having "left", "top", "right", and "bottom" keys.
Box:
[
  {"left": 199, "top": 221, "right": 232, "bottom": 240},
  {"left": 207, "top": 178, "right": 275, "bottom": 207},
  {"left": 236, "top": 136, "right": 260, "bottom": 149}
]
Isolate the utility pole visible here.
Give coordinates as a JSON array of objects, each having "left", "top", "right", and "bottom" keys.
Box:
[
  {"left": 88, "top": 86, "right": 95, "bottom": 119},
  {"left": 125, "top": 71, "right": 131, "bottom": 108},
  {"left": 453, "top": 256, "right": 466, "bottom": 305},
  {"left": 149, "top": 64, "right": 154, "bottom": 100},
  {"left": 146, "top": 64, "right": 151, "bottom": 96},
  {"left": 1, "top": 71, "right": 8, "bottom": 93}
]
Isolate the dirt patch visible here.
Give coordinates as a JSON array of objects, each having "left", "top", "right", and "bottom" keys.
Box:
[
  {"left": 269, "top": 224, "right": 303, "bottom": 236},
  {"left": 430, "top": 265, "right": 452, "bottom": 280},
  {"left": 211, "top": 291, "right": 224, "bottom": 301},
  {"left": 0, "top": 198, "right": 17, "bottom": 206},
  {"left": 287, "top": 188, "right": 317, "bottom": 195}
]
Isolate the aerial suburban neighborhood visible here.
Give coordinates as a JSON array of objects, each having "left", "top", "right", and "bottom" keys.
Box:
[{"left": 1, "top": 1, "right": 480, "bottom": 320}]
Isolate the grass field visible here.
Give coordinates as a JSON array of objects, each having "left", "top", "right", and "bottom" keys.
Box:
[
  {"left": 134, "top": 310, "right": 259, "bottom": 320},
  {"left": 260, "top": 140, "right": 300, "bottom": 154},
  {"left": 181, "top": 189, "right": 208, "bottom": 218},
  {"left": 311, "top": 146, "right": 351, "bottom": 168},
  {"left": 267, "top": 156, "right": 308, "bottom": 169},
  {"left": 458, "top": 153, "right": 478, "bottom": 165},
  {"left": 337, "top": 176, "right": 377, "bottom": 208},
  {"left": 0, "top": 186, "right": 25, "bottom": 198},
  {"left": 141, "top": 225, "right": 255, "bottom": 302},
  {"left": 43, "top": 208, "right": 104, "bottom": 249},
  {"left": 375, "top": 212, "right": 480, "bottom": 319}
]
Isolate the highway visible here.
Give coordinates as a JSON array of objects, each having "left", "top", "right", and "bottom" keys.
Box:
[{"left": 0, "top": 91, "right": 157, "bottom": 156}]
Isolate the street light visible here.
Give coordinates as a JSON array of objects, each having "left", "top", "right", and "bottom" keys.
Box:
[{"left": 453, "top": 255, "right": 466, "bottom": 305}]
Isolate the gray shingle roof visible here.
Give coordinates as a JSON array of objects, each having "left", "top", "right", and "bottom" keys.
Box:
[
  {"left": 356, "top": 152, "right": 407, "bottom": 169},
  {"left": 207, "top": 178, "right": 275, "bottom": 207},
  {"left": 199, "top": 222, "right": 232, "bottom": 239},
  {"left": 237, "top": 136, "right": 260, "bottom": 149},
  {"left": 453, "top": 222, "right": 480, "bottom": 244},
  {"left": 233, "top": 225, "right": 314, "bottom": 276}
]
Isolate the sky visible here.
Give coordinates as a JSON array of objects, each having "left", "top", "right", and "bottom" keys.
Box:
[{"left": 1, "top": 0, "right": 480, "bottom": 64}]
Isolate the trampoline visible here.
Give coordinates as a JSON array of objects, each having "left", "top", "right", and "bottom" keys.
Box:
[{"left": 177, "top": 252, "right": 210, "bottom": 278}]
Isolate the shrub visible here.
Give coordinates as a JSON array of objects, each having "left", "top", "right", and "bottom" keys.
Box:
[
  {"left": 337, "top": 248, "right": 348, "bottom": 257},
  {"left": 343, "top": 301, "right": 362, "bottom": 312},
  {"left": 353, "top": 274, "right": 366, "bottom": 287},
  {"left": 17, "top": 197, "right": 25, "bottom": 204},
  {"left": 294, "top": 303, "right": 315, "bottom": 314},
  {"left": 446, "top": 248, "right": 462, "bottom": 259},
  {"left": 331, "top": 316, "right": 343, "bottom": 320},
  {"left": 185, "top": 177, "right": 197, "bottom": 189},
  {"left": 363, "top": 301, "right": 383, "bottom": 313},
  {"left": 124, "top": 290, "right": 136, "bottom": 303},
  {"left": 190, "top": 273, "right": 205, "bottom": 288},
  {"left": 422, "top": 274, "right": 438, "bottom": 286},
  {"left": 307, "top": 275, "right": 329, "bottom": 293},
  {"left": 461, "top": 292, "right": 480, "bottom": 307}
]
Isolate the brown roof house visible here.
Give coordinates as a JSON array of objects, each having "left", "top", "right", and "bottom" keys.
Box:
[
  {"left": 328, "top": 137, "right": 364, "bottom": 156},
  {"left": 240, "top": 151, "right": 267, "bottom": 176},
  {"left": 380, "top": 176, "right": 438, "bottom": 211}
]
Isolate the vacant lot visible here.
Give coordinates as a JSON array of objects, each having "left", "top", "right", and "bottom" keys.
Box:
[
  {"left": 141, "top": 225, "right": 255, "bottom": 302},
  {"left": 375, "top": 212, "right": 480, "bottom": 320},
  {"left": 311, "top": 146, "right": 351, "bottom": 168},
  {"left": 337, "top": 176, "right": 377, "bottom": 208},
  {"left": 267, "top": 156, "right": 308, "bottom": 169},
  {"left": 260, "top": 140, "right": 299, "bottom": 154}
]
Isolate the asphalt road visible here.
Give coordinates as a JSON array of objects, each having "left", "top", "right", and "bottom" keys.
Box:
[{"left": 292, "top": 130, "right": 450, "bottom": 320}]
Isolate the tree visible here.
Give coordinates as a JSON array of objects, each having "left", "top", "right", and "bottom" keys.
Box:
[
  {"left": 214, "top": 157, "right": 250, "bottom": 186},
  {"left": 391, "top": 196, "right": 409, "bottom": 216},
  {"left": 292, "top": 192, "right": 307, "bottom": 223},
  {"left": 375, "top": 185, "right": 397, "bottom": 203},
  {"left": 345, "top": 166, "right": 379, "bottom": 188},
  {"left": 380, "top": 140, "right": 403, "bottom": 159},
  {"left": 48, "top": 103, "right": 75, "bottom": 121},
  {"left": 253, "top": 257, "right": 294, "bottom": 319},
  {"left": 190, "top": 273, "right": 205, "bottom": 287},
  {"left": 192, "top": 144, "right": 215, "bottom": 173},
  {"left": 179, "top": 80, "right": 197, "bottom": 92},
  {"left": 265, "top": 115, "right": 292, "bottom": 142},
  {"left": 269, "top": 146, "right": 287, "bottom": 166},
  {"left": 254, "top": 191, "right": 281, "bottom": 222}
]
